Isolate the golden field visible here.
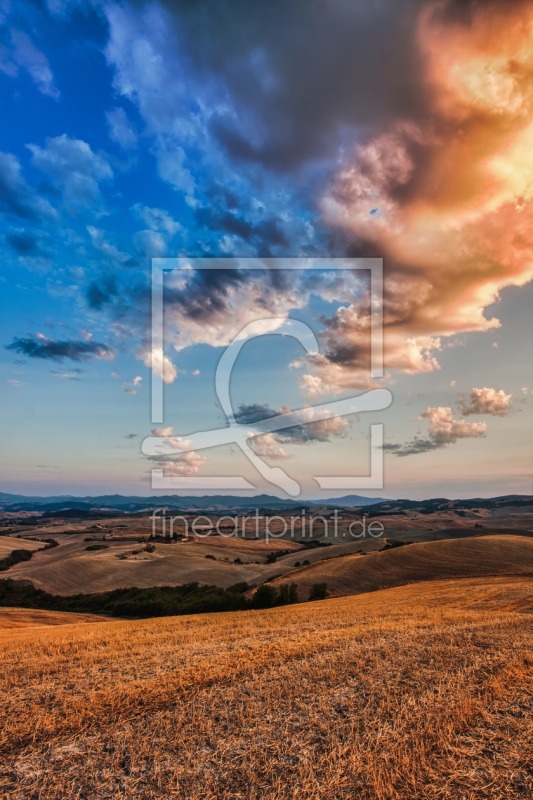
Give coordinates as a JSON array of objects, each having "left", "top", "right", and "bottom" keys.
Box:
[
  {"left": 1, "top": 574, "right": 532, "bottom": 799},
  {"left": 269, "top": 534, "right": 533, "bottom": 598}
]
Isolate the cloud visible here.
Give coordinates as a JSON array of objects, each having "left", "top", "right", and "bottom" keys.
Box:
[
  {"left": 142, "top": 348, "right": 178, "bottom": 384},
  {"left": 149, "top": 427, "right": 207, "bottom": 474},
  {"left": 86, "top": 276, "right": 118, "bottom": 310},
  {"left": 131, "top": 0, "right": 424, "bottom": 171},
  {"left": 421, "top": 406, "right": 487, "bottom": 444},
  {"left": 0, "top": 152, "right": 56, "bottom": 221},
  {"left": 460, "top": 387, "right": 513, "bottom": 416},
  {"left": 0, "top": 29, "right": 59, "bottom": 98},
  {"left": 28, "top": 135, "right": 113, "bottom": 210},
  {"left": 86, "top": 0, "right": 533, "bottom": 391},
  {"left": 317, "top": 0, "right": 533, "bottom": 389},
  {"left": 156, "top": 452, "right": 207, "bottom": 477},
  {"left": 106, "top": 107, "right": 137, "bottom": 149},
  {"left": 124, "top": 375, "right": 143, "bottom": 395},
  {"left": 152, "top": 427, "right": 175, "bottom": 438},
  {"left": 151, "top": 429, "right": 193, "bottom": 451},
  {"left": 6, "top": 335, "right": 115, "bottom": 362},
  {"left": 383, "top": 438, "right": 442, "bottom": 457},
  {"left": 131, "top": 204, "right": 181, "bottom": 236},
  {"left": 87, "top": 226, "right": 132, "bottom": 265},
  {"left": 249, "top": 432, "right": 290, "bottom": 461},
  {"left": 299, "top": 374, "right": 324, "bottom": 396},
  {"left": 196, "top": 206, "right": 289, "bottom": 255},
  {"left": 130, "top": 204, "right": 182, "bottom": 257},
  {"left": 50, "top": 368, "right": 84, "bottom": 381},
  {"left": 133, "top": 229, "right": 168, "bottom": 258},
  {"left": 5, "top": 230, "right": 44, "bottom": 256},
  {"left": 386, "top": 404, "right": 487, "bottom": 457},
  {"left": 160, "top": 266, "right": 315, "bottom": 352},
  {"left": 236, "top": 402, "right": 350, "bottom": 446}
]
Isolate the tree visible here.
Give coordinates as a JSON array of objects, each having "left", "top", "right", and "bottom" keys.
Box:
[
  {"left": 251, "top": 584, "right": 278, "bottom": 609},
  {"left": 309, "top": 583, "right": 328, "bottom": 601},
  {"left": 277, "top": 583, "right": 299, "bottom": 605}
]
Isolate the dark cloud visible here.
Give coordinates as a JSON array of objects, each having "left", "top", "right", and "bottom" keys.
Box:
[
  {"left": 236, "top": 402, "right": 348, "bottom": 443},
  {"left": 383, "top": 439, "right": 442, "bottom": 457},
  {"left": 196, "top": 207, "right": 289, "bottom": 254},
  {"left": 49, "top": 368, "right": 85, "bottom": 381},
  {"left": 168, "top": 0, "right": 428, "bottom": 171},
  {"left": 6, "top": 336, "right": 115, "bottom": 362},
  {"left": 0, "top": 152, "right": 55, "bottom": 221},
  {"left": 163, "top": 266, "right": 250, "bottom": 322},
  {"left": 6, "top": 231, "right": 43, "bottom": 255},
  {"left": 86, "top": 277, "right": 118, "bottom": 310}
]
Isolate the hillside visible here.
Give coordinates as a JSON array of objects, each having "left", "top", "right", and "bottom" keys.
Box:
[
  {"left": 0, "top": 607, "right": 106, "bottom": 629},
  {"left": 2, "top": 533, "right": 302, "bottom": 595},
  {"left": 269, "top": 534, "right": 533, "bottom": 598},
  {"left": 0, "top": 575, "right": 531, "bottom": 799},
  {"left": 0, "top": 538, "right": 45, "bottom": 557}
]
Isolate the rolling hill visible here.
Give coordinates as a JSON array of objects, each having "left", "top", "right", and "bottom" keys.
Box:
[
  {"left": 269, "top": 534, "right": 533, "bottom": 598},
  {"left": 0, "top": 575, "right": 531, "bottom": 799}
]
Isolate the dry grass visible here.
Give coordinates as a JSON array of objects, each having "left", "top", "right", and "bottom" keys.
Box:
[
  {"left": 0, "top": 538, "right": 45, "bottom": 557},
  {"left": 0, "top": 608, "right": 105, "bottom": 629},
  {"left": 3, "top": 534, "right": 299, "bottom": 595},
  {"left": 270, "top": 534, "right": 533, "bottom": 599},
  {"left": 0, "top": 574, "right": 531, "bottom": 799}
]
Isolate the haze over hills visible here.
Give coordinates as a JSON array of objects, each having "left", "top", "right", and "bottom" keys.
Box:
[{"left": 1, "top": 491, "right": 531, "bottom": 514}]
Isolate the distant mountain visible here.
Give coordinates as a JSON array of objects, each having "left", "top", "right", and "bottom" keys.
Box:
[
  {"left": 0, "top": 491, "right": 531, "bottom": 515},
  {"left": 310, "top": 495, "right": 389, "bottom": 507},
  {"left": 0, "top": 492, "right": 310, "bottom": 513}
]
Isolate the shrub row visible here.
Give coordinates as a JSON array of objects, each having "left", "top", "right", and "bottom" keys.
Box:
[{"left": 0, "top": 577, "right": 328, "bottom": 618}]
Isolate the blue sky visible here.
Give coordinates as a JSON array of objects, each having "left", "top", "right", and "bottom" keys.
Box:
[{"left": 0, "top": 0, "right": 532, "bottom": 498}]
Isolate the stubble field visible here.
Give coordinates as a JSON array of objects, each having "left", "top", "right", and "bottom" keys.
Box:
[{"left": 1, "top": 574, "right": 531, "bottom": 799}]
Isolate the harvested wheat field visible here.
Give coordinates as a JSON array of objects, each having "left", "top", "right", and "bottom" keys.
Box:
[
  {"left": 1, "top": 575, "right": 532, "bottom": 800},
  {"left": 0, "top": 607, "right": 105, "bottom": 630},
  {"left": 0, "top": 538, "right": 45, "bottom": 557},
  {"left": 269, "top": 534, "right": 533, "bottom": 599},
  {"left": 3, "top": 533, "right": 301, "bottom": 595}
]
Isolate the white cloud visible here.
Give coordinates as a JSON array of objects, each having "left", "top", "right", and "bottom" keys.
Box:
[
  {"left": 460, "top": 387, "right": 513, "bottom": 417},
  {"left": 158, "top": 452, "right": 207, "bottom": 477},
  {"left": 420, "top": 406, "right": 487, "bottom": 444},
  {"left": 28, "top": 135, "right": 113, "bottom": 210},
  {"left": 87, "top": 226, "right": 131, "bottom": 264},
  {"left": 106, "top": 107, "right": 137, "bottom": 149},
  {"left": 0, "top": 29, "right": 59, "bottom": 99},
  {"left": 104, "top": 3, "right": 197, "bottom": 201},
  {"left": 142, "top": 347, "right": 178, "bottom": 384},
  {"left": 133, "top": 229, "right": 168, "bottom": 257},
  {"left": 131, "top": 204, "right": 181, "bottom": 236},
  {"left": 0, "top": 151, "right": 56, "bottom": 221},
  {"left": 123, "top": 375, "right": 143, "bottom": 395},
  {"left": 299, "top": 374, "right": 324, "bottom": 396},
  {"left": 249, "top": 432, "right": 290, "bottom": 461}
]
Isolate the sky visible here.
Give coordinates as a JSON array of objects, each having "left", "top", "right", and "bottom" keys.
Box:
[{"left": 0, "top": 0, "right": 532, "bottom": 499}]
